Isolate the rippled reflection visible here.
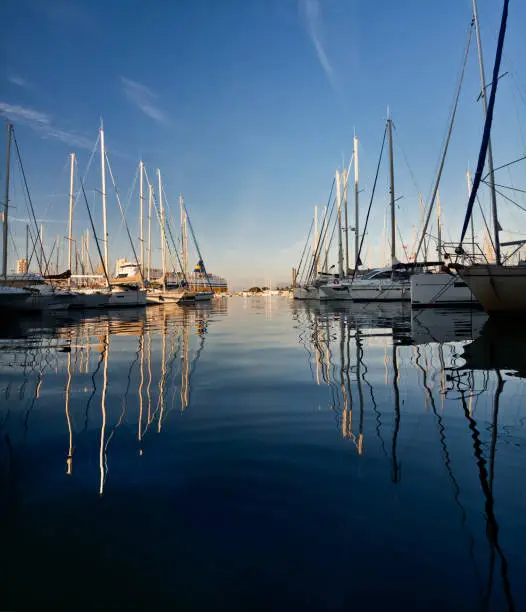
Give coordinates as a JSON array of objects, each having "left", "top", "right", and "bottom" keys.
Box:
[
  {"left": 292, "top": 301, "right": 523, "bottom": 611},
  {"left": 0, "top": 301, "right": 226, "bottom": 497},
  {"left": 0, "top": 297, "right": 524, "bottom": 610}
]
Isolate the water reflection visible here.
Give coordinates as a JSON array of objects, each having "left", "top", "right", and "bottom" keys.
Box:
[
  {"left": 0, "top": 297, "right": 524, "bottom": 610},
  {"left": 0, "top": 301, "right": 226, "bottom": 497},
  {"left": 293, "top": 301, "right": 522, "bottom": 611}
]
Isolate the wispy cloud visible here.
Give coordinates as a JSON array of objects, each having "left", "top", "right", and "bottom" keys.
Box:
[
  {"left": 0, "top": 102, "right": 93, "bottom": 149},
  {"left": 298, "top": 0, "right": 336, "bottom": 90},
  {"left": 8, "top": 75, "right": 30, "bottom": 89},
  {"left": 120, "top": 77, "right": 168, "bottom": 124}
]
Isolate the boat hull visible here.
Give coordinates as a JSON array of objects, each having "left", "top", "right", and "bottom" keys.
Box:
[
  {"left": 456, "top": 264, "right": 526, "bottom": 313},
  {"left": 410, "top": 273, "right": 479, "bottom": 308},
  {"left": 320, "top": 281, "right": 410, "bottom": 302},
  {"left": 69, "top": 291, "right": 111, "bottom": 309},
  {"left": 292, "top": 287, "right": 320, "bottom": 300},
  {"left": 146, "top": 289, "right": 184, "bottom": 304},
  {"left": 108, "top": 289, "right": 147, "bottom": 308}
]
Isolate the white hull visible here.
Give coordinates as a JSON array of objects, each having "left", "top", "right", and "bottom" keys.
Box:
[
  {"left": 410, "top": 273, "right": 478, "bottom": 308},
  {"left": 16, "top": 293, "right": 73, "bottom": 311},
  {"left": 319, "top": 283, "right": 352, "bottom": 300},
  {"left": 69, "top": 290, "right": 111, "bottom": 309},
  {"left": 147, "top": 288, "right": 184, "bottom": 304},
  {"left": 108, "top": 289, "right": 147, "bottom": 308},
  {"left": 319, "top": 280, "right": 410, "bottom": 302},
  {"left": 292, "top": 286, "right": 320, "bottom": 300},
  {"left": 457, "top": 264, "right": 526, "bottom": 313}
]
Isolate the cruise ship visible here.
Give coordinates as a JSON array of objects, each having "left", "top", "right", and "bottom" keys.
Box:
[{"left": 114, "top": 259, "right": 228, "bottom": 294}]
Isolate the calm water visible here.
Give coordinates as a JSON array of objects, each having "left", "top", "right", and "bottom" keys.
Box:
[{"left": 1, "top": 297, "right": 525, "bottom": 610}]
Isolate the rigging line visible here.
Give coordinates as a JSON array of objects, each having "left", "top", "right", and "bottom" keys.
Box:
[
  {"left": 12, "top": 129, "right": 51, "bottom": 277},
  {"left": 305, "top": 203, "right": 334, "bottom": 285},
  {"left": 415, "top": 18, "right": 473, "bottom": 261},
  {"left": 182, "top": 202, "right": 214, "bottom": 292},
  {"left": 305, "top": 178, "right": 336, "bottom": 283},
  {"left": 392, "top": 124, "right": 421, "bottom": 197},
  {"left": 143, "top": 167, "right": 186, "bottom": 280},
  {"left": 72, "top": 133, "right": 100, "bottom": 215},
  {"left": 351, "top": 123, "right": 388, "bottom": 283},
  {"left": 76, "top": 161, "right": 111, "bottom": 287},
  {"left": 295, "top": 218, "right": 314, "bottom": 285},
  {"left": 459, "top": 0, "right": 509, "bottom": 246},
  {"left": 320, "top": 199, "right": 338, "bottom": 272},
  {"left": 302, "top": 195, "right": 336, "bottom": 285},
  {"left": 483, "top": 182, "right": 526, "bottom": 214},
  {"left": 116, "top": 164, "right": 139, "bottom": 240},
  {"left": 105, "top": 152, "right": 145, "bottom": 286},
  {"left": 490, "top": 182, "right": 526, "bottom": 195},
  {"left": 482, "top": 154, "right": 526, "bottom": 180}
]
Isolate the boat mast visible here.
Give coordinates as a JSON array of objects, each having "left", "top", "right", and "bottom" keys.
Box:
[
  {"left": 387, "top": 118, "right": 396, "bottom": 266},
  {"left": 147, "top": 182, "right": 152, "bottom": 282},
  {"left": 180, "top": 194, "right": 187, "bottom": 279},
  {"left": 472, "top": 0, "right": 500, "bottom": 265},
  {"left": 466, "top": 169, "right": 476, "bottom": 255},
  {"left": 323, "top": 204, "right": 328, "bottom": 273},
  {"left": 437, "top": 191, "right": 442, "bottom": 258},
  {"left": 2, "top": 124, "right": 12, "bottom": 279},
  {"left": 68, "top": 153, "right": 75, "bottom": 285},
  {"left": 343, "top": 168, "right": 349, "bottom": 276},
  {"left": 336, "top": 170, "right": 344, "bottom": 278},
  {"left": 139, "top": 161, "right": 144, "bottom": 276},
  {"left": 354, "top": 135, "right": 359, "bottom": 270},
  {"left": 158, "top": 169, "right": 166, "bottom": 286},
  {"left": 100, "top": 121, "right": 109, "bottom": 276},
  {"left": 314, "top": 205, "right": 318, "bottom": 275}
]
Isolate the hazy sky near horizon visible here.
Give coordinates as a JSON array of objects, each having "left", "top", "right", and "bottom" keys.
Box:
[{"left": 1, "top": 0, "right": 526, "bottom": 288}]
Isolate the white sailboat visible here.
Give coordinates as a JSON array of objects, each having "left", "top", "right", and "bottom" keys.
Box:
[
  {"left": 146, "top": 169, "right": 185, "bottom": 304},
  {"left": 99, "top": 123, "right": 146, "bottom": 308},
  {"left": 320, "top": 120, "right": 411, "bottom": 302},
  {"left": 1, "top": 124, "right": 75, "bottom": 312},
  {"left": 452, "top": 0, "right": 526, "bottom": 313}
]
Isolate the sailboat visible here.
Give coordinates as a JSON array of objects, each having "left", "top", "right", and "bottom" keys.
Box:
[
  {"left": 178, "top": 197, "right": 214, "bottom": 302},
  {"left": 452, "top": 0, "right": 526, "bottom": 313},
  {"left": 146, "top": 169, "right": 185, "bottom": 304},
  {"left": 293, "top": 199, "right": 340, "bottom": 300},
  {"left": 1, "top": 124, "right": 75, "bottom": 312},
  {"left": 320, "top": 121, "right": 412, "bottom": 301}
]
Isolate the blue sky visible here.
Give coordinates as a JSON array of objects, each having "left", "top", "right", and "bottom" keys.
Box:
[{"left": 1, "top": 0, "right": 526, "bottom": 288}]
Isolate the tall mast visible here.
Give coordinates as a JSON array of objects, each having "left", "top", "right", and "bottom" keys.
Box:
[
  {"left": 472, "top": 0, "right": 500, "bottom": 265},
  {"left": 387, "top": 118, "right": 396, "bottom": 265},
  {"left": 437, "top": 191, "right": 442, "bottom": 258},
  {"left": 147, "top": 182, "right": 152, "bottom": 282},
  {"left": 466, "top": 169, "right": 476, "bottom": 256},
  {"left": 139, "top": 161, "right": 144, "bottom": 274},
  {"left": 343, "top": 169, "right": 349, "bottom": 275},
  {"left": 2, "top": 124, "right": 12, "bottom": 279},
  {"left": 336, "top": 170, "right": 344, "bottom": 278},
  {"left": 314, "top": 205, "right": 318, "bottom": 274},
  {"left": 100, "top": 121, "right": 109, "bottom": 275},
  {"left": 353, "top": 135, "right": 359, "bottom": 269},
  {"left": 85, "top": 229, "right": 90, "bottom": 273},
  {"left": 158, "top": 169, "right": 166, "bottom": 284},
  {"left": 40, "top": 224, "right": 44, "bottom": 272},
  {"left": 25, "top": 224, "right": 29, "bottom": 270},
  {"left": 323, "top": 204, "right": 328, "bottom": 273},
  {"left": 180, "top": 194, "right": 187, "bottom": 278},
  {"left": 68, "top": 152, "right": 75, "bottom": 285},
  {"left": 56, "top": 234, "right": 60, "bottom": 274}
]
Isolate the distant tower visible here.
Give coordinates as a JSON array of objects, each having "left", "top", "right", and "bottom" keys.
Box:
[{"left": 16, "top": 258, "right": 28, "bottom": 274}]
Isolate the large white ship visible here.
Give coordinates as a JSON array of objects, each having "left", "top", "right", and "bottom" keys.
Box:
[{"left": 114, "top": 259, "right": 228, "bottom": 294}]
